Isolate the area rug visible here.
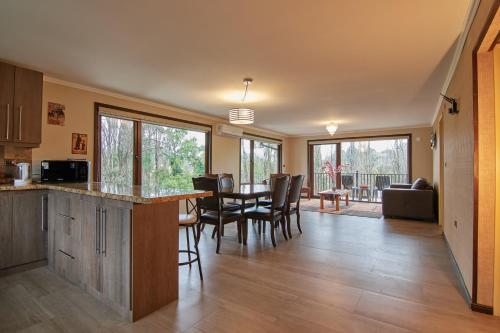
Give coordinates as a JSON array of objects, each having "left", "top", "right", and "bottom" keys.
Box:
[{"left": 300, "top": 198, "right": 382, "bottom": 219}]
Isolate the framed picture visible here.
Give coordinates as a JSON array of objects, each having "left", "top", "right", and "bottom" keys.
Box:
[
  {"left": 72, "top": 133, "right": 88, "bottom": 155},
  {"left": 47, "top": 102, "right": 65, "bottom": 126}
]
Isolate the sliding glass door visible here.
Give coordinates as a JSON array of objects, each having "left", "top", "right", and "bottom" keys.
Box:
[
  {"left": 240, "top": 138, "right": 281, "bottom": 185},
  {"left": 98, "top": 112, "right": 209, "bottom": 189},
  {"left": 309, "top": 135, "right": 410, "bottom": 201}
]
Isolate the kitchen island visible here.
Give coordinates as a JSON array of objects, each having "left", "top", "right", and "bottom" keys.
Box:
[{"left": 0, "top": 182, "right": 211, "bottom": 321}]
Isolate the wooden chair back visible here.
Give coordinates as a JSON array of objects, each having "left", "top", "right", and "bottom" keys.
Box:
[
  {"left": 192, "top": 176, "right": 221, "bottom": 212},
  {"left": 271, "top": 175, "right": 290, "bottom": 210},
  {"left": 288, "top": 175, "right": 305, "bottom": 205}
]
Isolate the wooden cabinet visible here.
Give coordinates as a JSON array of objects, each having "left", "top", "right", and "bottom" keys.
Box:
[
  {"left": 0, "top": 191, "right": 48, "bottom": 270},
  {"left": 11, "top": 191, "right": 48, "bottom": 266},
  {"left": 0, "top": 193, "right": 13, "bottom": 269},
  {"left": 100, "top": 199, "right": 131, "bottom": 314},
  {"left": 80, "top": 195, "right": 102, "bottom": 297},
  {"left": 0, "top": 63, "right": 15, "bottom": 143},
  {"left": 48, "top": 193, "right": 132, "bottom": 317},
  {"left": 52, "top": 191, "right": 82, "bottom": 284},
  {"left": 0, "top": 62, "right": 42, "bottom": 146}
]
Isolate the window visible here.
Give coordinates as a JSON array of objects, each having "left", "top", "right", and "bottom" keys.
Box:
[
  {"left": 309, "top": 135, "right": 410, "bottom": 200},
  {"left": 240, "top": 138, "right": 281, "bottom": 185},
  {"left": 96, "top": 104, "right": 210, "bottom": 189},
  {"left": 100, "top": 116, "right": 134, "bottom": 186}
]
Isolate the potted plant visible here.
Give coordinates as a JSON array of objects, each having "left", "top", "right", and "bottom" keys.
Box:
[{"left": 322, "top": 161, "right": 345, "bottom": 191}]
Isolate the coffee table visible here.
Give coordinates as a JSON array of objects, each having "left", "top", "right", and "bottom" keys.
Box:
[{"left": 318, "top": 189, "right": 350, "bottom": 211}]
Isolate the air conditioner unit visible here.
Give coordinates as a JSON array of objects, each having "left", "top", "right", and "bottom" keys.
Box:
[{"left": 215, "top": 124, "right": 243, "bottom": 138}]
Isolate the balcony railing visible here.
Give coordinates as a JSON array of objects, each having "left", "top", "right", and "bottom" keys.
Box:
[{"left": 313, "top": 172, "right": 409, "bottom": 203}]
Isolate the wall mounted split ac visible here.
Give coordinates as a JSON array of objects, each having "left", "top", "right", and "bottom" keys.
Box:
[{"left": 215, "top": 124, "right": 243, "bottom": 138}]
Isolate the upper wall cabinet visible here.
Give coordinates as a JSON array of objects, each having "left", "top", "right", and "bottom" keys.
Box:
[{"left": 0, "top": 62, "right": 42, "bottom": 146}]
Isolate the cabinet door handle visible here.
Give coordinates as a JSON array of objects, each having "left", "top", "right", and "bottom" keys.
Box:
[
  {"left": 56, "top": 212, "right": 74, "bottom": 220},
  {"left": 95, "top": 207, "right": 100, "bottom": 254},
  {"left": 58, "top": 249, "right": 75, "bottom": 260},
  {"left": 5, "top": 104, "right": 9, "bottom": 140},
  {"left": 101, "top": 208, "right": 107, "bottom": 256},
  {"left": 41, "top": 195, "right": 48, "bottom": 231},
  {"left": 18, "top": 105, "right": 22, "bottom": 141}
]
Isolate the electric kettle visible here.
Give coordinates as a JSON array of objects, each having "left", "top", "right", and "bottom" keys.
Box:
[{"left": 14, "top": 162, "right": 32, "bottom": 186}]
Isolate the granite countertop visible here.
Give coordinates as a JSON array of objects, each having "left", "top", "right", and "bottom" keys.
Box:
[{"left": 0, "top": 182, "right": 212, "bottom": 204}]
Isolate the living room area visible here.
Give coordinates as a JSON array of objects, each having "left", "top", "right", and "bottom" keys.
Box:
[{"left": 287, "top": 126, "right": 434, "bottom": 221}]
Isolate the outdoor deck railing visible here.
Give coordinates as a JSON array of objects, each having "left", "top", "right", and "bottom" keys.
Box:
[{"left": 313, "top": 172, "right": 409, "bottom": 202}]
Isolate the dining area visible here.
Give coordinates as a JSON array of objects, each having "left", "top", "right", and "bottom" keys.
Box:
[{"left": 178, "top": 173, "right": 305, "bottom": 280}]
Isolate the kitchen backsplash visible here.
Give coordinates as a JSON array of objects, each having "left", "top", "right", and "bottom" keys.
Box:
[{"left": 0, "top": 145, "right": 33, "bottom": 182}]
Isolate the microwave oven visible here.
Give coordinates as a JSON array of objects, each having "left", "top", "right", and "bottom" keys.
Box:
[{"left": 40, "top": 160, "right": 90, "bottom": 183}]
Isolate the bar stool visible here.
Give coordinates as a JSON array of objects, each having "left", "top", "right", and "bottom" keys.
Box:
[{"left": 179, "top": 208, "right": 203, "bottom": 280}]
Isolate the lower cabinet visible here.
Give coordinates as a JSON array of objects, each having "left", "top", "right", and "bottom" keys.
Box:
[
  {"left": 49, "top": 192, "right": 131, "bottom": 318},
  {"left": 0, "top": 190, "right": 48, "bottom": 270},
  {"left": 0, "top": 193, "right": 13, "bottom": 269}
]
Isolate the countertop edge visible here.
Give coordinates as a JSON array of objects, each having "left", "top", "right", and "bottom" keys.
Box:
[{"left": 0, "top": 184, "right": 212, "bottom": 204}]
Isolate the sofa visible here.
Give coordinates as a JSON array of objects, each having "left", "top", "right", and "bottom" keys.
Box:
[{"left": 382, "top": 179, "right": 434, "bottom": 221}]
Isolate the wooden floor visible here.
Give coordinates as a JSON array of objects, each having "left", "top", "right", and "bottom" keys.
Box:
[{"left": 2, "top": 211, "right": 500, "bottom": 332}]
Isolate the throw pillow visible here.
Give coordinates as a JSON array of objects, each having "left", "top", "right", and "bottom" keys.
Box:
[{"left": 411, "top": 178, "right": 429, "bottom": 190}]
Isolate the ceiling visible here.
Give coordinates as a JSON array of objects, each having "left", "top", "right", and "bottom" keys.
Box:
[{"left": 0, "top": 0, "right": 471, "bottom": 136}]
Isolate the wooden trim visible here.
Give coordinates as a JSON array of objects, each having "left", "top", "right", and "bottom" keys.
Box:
[
  {"left": 278, "top": 144, "right": 283, "bottom": 173},
  {"left": 93, "top": 105, "right": 101, "bottom": 182},
  {"left": 306, "top": 133, "right": 412, "bottom": 144},
  {"left": 250, "top": 139, "right": 255, "bottom": 184},
  {"left": 471, "top": 0, "right": 499, "bottom": 305},
  {"left": 95, "top": 102, "right": 212, "bottom": 129},
  {"left": 471, "top": 303, "right": 494, "bottom": 314},
  {"left": 335, "top": 143, "right": 341, "bottom": 188},
  {"left": 134, "top": 121, "right": 142, "bottom": 186},
  {"left": 407, "top": 133, "right": 413, "bottom": 182},
  {"left": 242, "top": 131, "right": 283, "bottom": 143},
  {"left": 308, "top": 143, "right": 314, "bottom": 193}
]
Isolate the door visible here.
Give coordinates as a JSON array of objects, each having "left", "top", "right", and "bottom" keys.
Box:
[
  {"left": 80, "top": 196, "right": 102, "bottom": 296},
  {"left": 53, "top": 192, "right": 82, "bottom": 284},
  {"left": 101, "top": 199, "right": 131, "bottom": 313},
  {"left": 0, "top": 193, "right": 12, "bottom": 269},
  {"left": 12, "top": 191, "right": 47, "bottom": 265},
  {"left": 0, "top": 62, "right": 14, "bottom": 143},
  {"left": 13, "top": 66, "right": 42, "bottom": 145}
]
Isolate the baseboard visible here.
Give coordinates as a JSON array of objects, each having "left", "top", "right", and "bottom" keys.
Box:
[
  {"left": 471, "top": 303, "right": 494, "bottom": 314},
  {"left": 443, "top": 235, "right": 495, "bottom": 315},
  {"left": 0, "top": 259, "right": 47, "bottom": 277}
]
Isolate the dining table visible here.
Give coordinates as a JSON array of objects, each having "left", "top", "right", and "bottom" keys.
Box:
[{"left": 220, "top": 184, "right": 271, "bottom": 245}]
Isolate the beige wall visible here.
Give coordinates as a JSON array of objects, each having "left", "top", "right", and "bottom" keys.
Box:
[
  {"left": 432, "top": 0, "right": 498, "bottom": 301},
  {"left": 287, "top": 127, "right": 433, "bottom": 186},
  {"left": 32, "top": 80, "right": 288, "bottom": 185}
]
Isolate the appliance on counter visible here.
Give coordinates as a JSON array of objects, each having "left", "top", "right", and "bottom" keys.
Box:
[
  {"left": 40, "top": 160, "right": 90, "bottom": 183},
  {"left": 14, "top": 162, "right": 32, "bottom": 186}
]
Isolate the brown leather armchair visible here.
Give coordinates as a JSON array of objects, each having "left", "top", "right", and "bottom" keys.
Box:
[{"left": 382, "top": 183, "right": 434, "bottom": 221}]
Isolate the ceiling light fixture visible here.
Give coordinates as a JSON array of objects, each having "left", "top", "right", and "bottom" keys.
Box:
[
  {"left": 326, "top": 121, "right": 339, "bottom": 135},
  {"left": 229, "top": 78, "right": 255, "bottom": 125}
]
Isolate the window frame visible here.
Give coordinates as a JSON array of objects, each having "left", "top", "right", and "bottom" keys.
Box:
[
  {"left": 307, "top": 133, "right": 412, "bottom": 196},
  {"left": 239, "top": 133, "right": 282, "bottom": 185},
  {"left": 93, "top": 103, "right": 212, "bottom": 185}
]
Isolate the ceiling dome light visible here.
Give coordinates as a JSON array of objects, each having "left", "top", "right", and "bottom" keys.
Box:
[
  {"left": 326, "top": 122, "right": 339, "bottom": 135},
  {"left": 229, "top": 78, "right": 255, "bottom": 125}
]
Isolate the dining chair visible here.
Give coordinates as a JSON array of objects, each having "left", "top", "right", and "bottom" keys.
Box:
[
  {"left": 178, "top": 199, "right": 203, "bottom": 280},
  {"left": 192, "top": 176, "right": 243, "bottom": 253},
  {"left": 219, "top": 173, "right": 255, "bottom": 211},
  {"left": 258, "top": 173, "right": 290, "bottom": 207},
  {"left": 372, "top": 175, "right": 391, "bottom": 201},
  {"left": 283, "top": 175, "right": 305, "bottom": 238},
  {"left": 244, "top": 175, "right": 290, "bottom": 247}
]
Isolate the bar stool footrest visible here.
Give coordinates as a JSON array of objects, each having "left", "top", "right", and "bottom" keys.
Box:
[{"left": 179, "top": 249, "right": 199, "bottom": 266}]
